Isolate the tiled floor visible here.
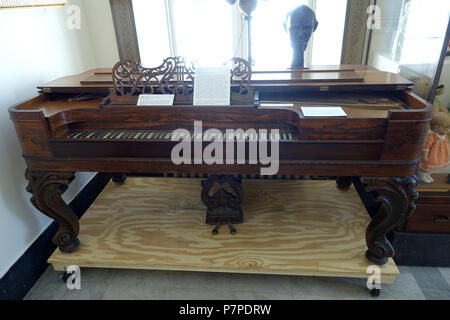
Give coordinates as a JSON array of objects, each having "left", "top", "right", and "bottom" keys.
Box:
[{"left": 25, "top": 265, "right": 450, "bottom": 300}]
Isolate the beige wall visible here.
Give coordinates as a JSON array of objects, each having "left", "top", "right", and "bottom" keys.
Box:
[
  {"left": 0, "top": 0, "right": 118, "bottom": 278},
  {"left": 83, "top": 0, "right": 119, "bottom": 67}
]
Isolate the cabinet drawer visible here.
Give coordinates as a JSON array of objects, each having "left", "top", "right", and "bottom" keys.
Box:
[
  {"left": 417, "top": 196, "right": 450, "bottom": 205},
  {"left": 404, "top": 204, "right": 450, "bottom": 234}
]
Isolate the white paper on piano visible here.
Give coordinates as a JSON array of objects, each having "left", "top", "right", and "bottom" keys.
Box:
[
  {"left": 137, "top": 94, "right": 175, "bottom": 106},
  {"left": 193, "top": 66, "right": 230, "bottom": 106},
  {"left": 301, "top": 106, "right": 347, "bottom": 117}
]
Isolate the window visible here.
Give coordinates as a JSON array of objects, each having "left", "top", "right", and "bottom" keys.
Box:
[
  {"left": 367, "top": 0, "right": 450, "bottom": 78},
  {"left": 396, "top": 0, "right": 449, "bottom": 66},
  {"left": 132, "top": 0, "right": 348, "bottom": 68}
]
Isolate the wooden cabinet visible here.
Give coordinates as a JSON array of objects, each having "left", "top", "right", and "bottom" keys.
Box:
[{"left": 399, "top": 174, "right": 450, "bottom": 234}]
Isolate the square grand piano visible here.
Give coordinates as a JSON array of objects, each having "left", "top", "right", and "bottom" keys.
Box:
[{"left": 10, "top": 57, "right": 432, "bottom": 266}]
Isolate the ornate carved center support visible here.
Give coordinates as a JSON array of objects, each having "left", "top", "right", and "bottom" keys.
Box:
[
  {"left": 201, "top": 175, "right": 244, "bottom": 235},
  {"left": 25, "top": 169, "right": 80, "bottom": 253},
  {"left": 360, "top": 176, "right": 419, "bottom": 265}
]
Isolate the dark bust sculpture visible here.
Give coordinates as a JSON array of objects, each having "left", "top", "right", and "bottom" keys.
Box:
[{"left": 285, "top": 5, "right": 318, "bottom": 68}]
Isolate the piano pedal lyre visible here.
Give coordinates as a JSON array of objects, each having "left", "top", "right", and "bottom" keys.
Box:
[
  {"left": 212, "top": 221, "right": 238, "bottom": 236},
  {"left": 201, "top": 175, "right": 243, "bottom": 236}
]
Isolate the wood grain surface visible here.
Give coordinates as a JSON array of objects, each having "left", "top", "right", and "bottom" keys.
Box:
[{"left": 48, "top": 178, "right": 399, "bottom": 282}]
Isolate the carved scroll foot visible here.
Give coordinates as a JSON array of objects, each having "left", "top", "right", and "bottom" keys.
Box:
[
  {"left": 360, "top": 176, "right": 418, "bottom": 265},
  {"left": 336, "top": 177, "right": 352, "bottom": 190},
  {"left": 25, "top": 169, "right": 80, "bottom": 253},
  {"left": 201, "top": 175, "right": 244, "bottom": 231},
  {"left": 112, "top": 173, "right": 127, "bottom": 184}
]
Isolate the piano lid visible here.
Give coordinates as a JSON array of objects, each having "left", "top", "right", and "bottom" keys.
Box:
[{"left": 38, "top": 64, "right": 413, "bottom": 95}]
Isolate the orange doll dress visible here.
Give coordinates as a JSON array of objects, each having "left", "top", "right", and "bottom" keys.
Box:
[{"left": 420, "top": 131, "right": 450, "bottom": 171}]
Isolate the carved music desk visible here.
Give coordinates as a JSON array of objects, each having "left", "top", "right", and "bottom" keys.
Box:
[{"left": 10, "top": 58, "right": 432, "bottom": 266}]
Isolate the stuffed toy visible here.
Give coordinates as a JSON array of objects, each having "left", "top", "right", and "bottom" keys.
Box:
[{"left": 413, "top": 75, "right": 449, "bottom": 114}]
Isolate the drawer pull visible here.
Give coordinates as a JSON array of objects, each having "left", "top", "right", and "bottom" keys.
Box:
[{"left": 432, "top": 215, "right": 449, "bottom": 223}]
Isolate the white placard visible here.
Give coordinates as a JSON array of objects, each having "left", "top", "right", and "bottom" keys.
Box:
[
  {"left": 137, "top": 94, "right": 175, "bottom": 106},
  {"left": 260, "top": 103, "right": 295, "bottom": 108},
  {"left": 193, "top": 67, "right": 230, "bottom": 106},
  {"left": 301, "top": 106, "right": 347, "bottom": 117}
]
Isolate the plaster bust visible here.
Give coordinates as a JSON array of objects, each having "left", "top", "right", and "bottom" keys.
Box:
[{"left": 285, "top": 5, "right": 318, "bottom": 68}]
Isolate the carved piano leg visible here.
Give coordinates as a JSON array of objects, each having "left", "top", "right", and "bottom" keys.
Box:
[
  {"left": 112, "top": 173, "right": 127, "bottom": 184},
  {"left": 25, "top": 169, "right": 80, "bottom": 253},
  {"left": 360, "top": 176, "right": 419, "bottom": 265},
  {"left": 201, "top": 175, "right": 244, "bottom": 235},
  {"left": 336, "top": 177, "right": 353, "bottom": 190}
]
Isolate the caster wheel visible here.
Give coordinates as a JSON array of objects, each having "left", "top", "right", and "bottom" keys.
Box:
[
  {"left": 369, "top": 288, "right": 381, "bottom": 297},
  {"left": 112, "top": 173, "right": 127, "bottom": 184}
]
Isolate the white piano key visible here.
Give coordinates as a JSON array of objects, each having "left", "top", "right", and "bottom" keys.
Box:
[{"left": 103, "top": 132, "right": 113, "bottom": 139}]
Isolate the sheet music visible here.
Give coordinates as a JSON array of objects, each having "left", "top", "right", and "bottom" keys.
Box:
[
  {"left": 137, "top": 94, "right": 175, "bottom": 106},
  {"left": 301, "top": 106, "right": 347, "bottom": 117},
  {"left": 193, "top": 67, "right": 230, "bottom": 106}
]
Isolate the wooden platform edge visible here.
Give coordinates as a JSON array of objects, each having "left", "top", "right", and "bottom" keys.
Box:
[{"left": 48, "top": 259, "right": 398, "bottom": 284}]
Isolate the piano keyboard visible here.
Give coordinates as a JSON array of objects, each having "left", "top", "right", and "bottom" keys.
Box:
[
  {"left": 66, "top": 130, "right": 296, "bottom": 141},
  {"left": 142, "top": 173, "right": 310, "bottom": 180}
]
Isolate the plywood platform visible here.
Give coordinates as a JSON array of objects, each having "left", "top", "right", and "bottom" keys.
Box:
[{"left": 49, "top": 178, "right": 399, "bottom": 283}]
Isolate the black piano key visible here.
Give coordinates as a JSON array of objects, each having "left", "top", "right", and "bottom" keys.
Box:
[
  {"left": 91, "top": 131, "right": 103, "bottom": 139},
  {"left": 123, "top": 131, "right": 131, "bottom": 139},
  {"left": 141, "top": 131, "right": 151, "bottom": 139},
  {"left": 89, "top": 131, "right": 99, "bottom": 138},
  {"left": 78, "top": 131, "right": 92, "bottom": 138},
  {"left": 108, "top": 132, "right": 119, "bottom": 139},
  {"left": 114, "top": 132, "right": 125, "bottom": 139},
  {"left": 124, "top": 132, "right": 134, "bottom": 139},
  {"left": 131, "top": 132, "right": 140, "bottom": 139},
  {"left": 67, "top": 132, "right": 81, "bottom": 138},
  {"left": 135, "top": 132, "right": 145, "bottom": 139},
  {"left": 102, "top": 131, "right": 113, "bottom": 139}
]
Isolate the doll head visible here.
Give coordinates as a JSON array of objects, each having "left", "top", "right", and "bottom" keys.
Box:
[{"left": 430, "top": 112, "right": 450, "bottom": 135}]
